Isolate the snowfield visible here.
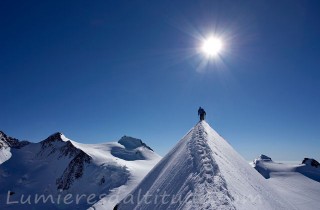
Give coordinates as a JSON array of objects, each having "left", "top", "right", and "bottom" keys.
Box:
[
  {"left": 0, "top": 132, "right": 161, "bottom": 210},
  {"left": 253, "top": 155, "right": 320, "bottom": 210}
]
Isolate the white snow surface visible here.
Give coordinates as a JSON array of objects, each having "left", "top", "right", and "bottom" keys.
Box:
[
  {"left": 0, "top": 136, "right": 12, "bottom": 164},
  {"left": 253, "top": 155, "right": 320, "bottom": 209},
  {"left": 115, "top": 121, "right": 294, "bottom": 210},
  {"left": 0, "top": 147, "right": 12, "bottom": 164},
  {"left": 0, "top": 133, "right": 161, "bottom": 210}
]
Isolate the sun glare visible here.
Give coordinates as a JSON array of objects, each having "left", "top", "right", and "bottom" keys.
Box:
[{"left": 202, "top": 37, "right": 223, "bottom": 57}]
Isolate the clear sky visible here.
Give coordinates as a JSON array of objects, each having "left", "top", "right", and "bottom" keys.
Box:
[{"left": 1, "top": 0, "right": 319, "bottom": 161}]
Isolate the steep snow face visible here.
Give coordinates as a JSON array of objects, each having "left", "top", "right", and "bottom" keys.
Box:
[
  {"left": 0, "top": 133, "right": 11, "bottom": 164},
  {"left": 0, "top": 133, "right": 161, "bottom": 210},
  {"left": 115, "top": 122, "right": 293, "bottom": 210},
  {"left": 0, "top": 146, "right": 11, "bottom": 164},
  {"left": 253, "top": 156, "right": 320, "bottom": 209}
]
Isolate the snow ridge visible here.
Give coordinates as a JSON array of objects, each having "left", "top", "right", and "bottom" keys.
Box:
[
  {"left": 115, "top": 121, "right": 294, "bottom": 210},
  {"left": 188, "top": 123, "right": 235, "bottom": 210},
  {"left": 115, "top": 122, "right": 238, "bottom": 210}
]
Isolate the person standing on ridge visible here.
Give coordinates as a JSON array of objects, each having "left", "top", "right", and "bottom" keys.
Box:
[{"left": 198, "top": 107, "right": 206, "bottom": 121}]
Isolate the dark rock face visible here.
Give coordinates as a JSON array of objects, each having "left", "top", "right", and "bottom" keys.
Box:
[
  {"left": 38, "top": 132, "right": 79, "bottom": 158},
  {"left": 0, "top": 131, "right": 30, "bottom": 149},
  {"left": 302, "top": 158, "right": 320, "bottom": 168},
  {"left": 59, "top": 141, "right": 81, "bottom": 159},
  {"left": 56, "top": 151, "right": 92, "bottom": 190},
  {"left": 40, "top": 132, "right": 64, "bottom": 150},
  {"left": 38, "top": 132, "right": 93, "bottom": 190}
]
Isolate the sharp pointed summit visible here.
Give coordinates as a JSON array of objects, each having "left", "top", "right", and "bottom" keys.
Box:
[{"left": 115, "top": 121, "right": 293, "bottom": 210}]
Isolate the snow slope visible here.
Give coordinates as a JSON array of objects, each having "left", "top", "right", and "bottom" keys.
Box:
[
  {"left": 253, "top": 155, "right": 320, "bottom": 209},
  {"left": 0, "top": 132, "right": 161, "bottom": 210},
  {"left": 253, "top": 155, "right": 320, "bottom": 182},
  {"left": 115, "top": 121, "right": 293, "bottom": 210}
]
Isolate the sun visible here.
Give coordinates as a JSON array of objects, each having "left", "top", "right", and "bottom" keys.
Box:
[{"left": 201, "top": 37, "right": 223, "bottom": 57}]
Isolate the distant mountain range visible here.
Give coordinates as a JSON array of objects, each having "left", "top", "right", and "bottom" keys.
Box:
[{"left": 0, "top": 131, "right": 161, "bottom": 210}]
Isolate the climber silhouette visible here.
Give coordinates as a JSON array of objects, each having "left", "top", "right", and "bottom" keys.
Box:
[{"left": 198, "top": 107, "right": 206, "bottom": 121}]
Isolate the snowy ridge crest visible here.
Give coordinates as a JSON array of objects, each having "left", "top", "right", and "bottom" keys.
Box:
[
  {"left": 186, "top": 123, "right": 235, "bottom": 209},
  {"left": 114, "top": 122, "right": 237, "bottom": 209},
  {"left": 115, "top": 121, "right": 292, "bottom": 210}
]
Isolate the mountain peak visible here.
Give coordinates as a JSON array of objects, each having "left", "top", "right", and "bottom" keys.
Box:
[
  {"left": 115, "top": 122, "right": 290, "bottom": 210},
  {"left": 39, "top": 132, "right": 73, "bottom": 155},
  {"left": 118, "top": 135, "right": 153, "bottom": 151},
  {"left": 41, "top": 132, "right": 69, "bottom": 145},
  {"left": 258, "top": 154, "right": 272, "bottom": 161},
  {"left": 48, "top": 132, "right": 67, "bottom": 140}
]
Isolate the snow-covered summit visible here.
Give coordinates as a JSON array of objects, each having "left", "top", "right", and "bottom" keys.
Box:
[
  {"left": 107, "top": 136, "right": 156, "bottom": 161},
  {"left": 256, "top": 154, "right": 272, "bottom": 161},
  {"left": 0, "top": 132, "right": 161, "bottom": 210},
  {"left": 118, "top": 135, "right": 153, "bottom": 151},
  {"left": 115, "top": 121, "right": 292, "bottom": 210}
]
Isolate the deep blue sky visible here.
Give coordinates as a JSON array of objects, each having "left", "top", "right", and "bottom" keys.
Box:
[{"left": 1, "top": 0, "right": 319, "bottom": 161}]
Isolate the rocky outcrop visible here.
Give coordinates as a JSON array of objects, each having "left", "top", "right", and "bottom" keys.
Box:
[
  {"left": 302, "top": 158, "right": 320, "bottom": 168},
  {"left": 40, "top": 132, "right": 65, "bottom": 149},
  {"left": 37, "top": 132, "right": 93, "bottom": 190},
  {"left": 38, "top": 132, "right": 79, "bottom": 158},
  {"left": 56, "top": 151, "right": 92, "bottom": 190},
  {"left": 0, "top": 131, "right": 30, "bottom": 149}
]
